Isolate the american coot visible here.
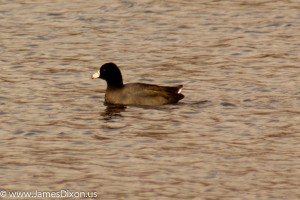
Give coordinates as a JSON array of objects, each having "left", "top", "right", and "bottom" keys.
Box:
[{"left": 92, "top": 63, "right": 184, "bottom": 106}]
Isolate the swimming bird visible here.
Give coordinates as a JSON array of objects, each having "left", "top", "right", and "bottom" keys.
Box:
[{"left": 91, "top": 63, "right": 184, "bottom": 106}]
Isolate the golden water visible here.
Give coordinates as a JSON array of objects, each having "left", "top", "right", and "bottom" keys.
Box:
[{"left": 1, "top": 1, "right": 300, "bottom": 199}]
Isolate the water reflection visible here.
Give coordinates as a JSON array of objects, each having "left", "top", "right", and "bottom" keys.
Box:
[{"left": 101, "top": 104, "right": 127, "bottom": 120}]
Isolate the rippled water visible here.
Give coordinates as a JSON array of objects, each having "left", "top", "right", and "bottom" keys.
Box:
[{"left": 1, "top": 1, "right": 300, "bottom": 199}]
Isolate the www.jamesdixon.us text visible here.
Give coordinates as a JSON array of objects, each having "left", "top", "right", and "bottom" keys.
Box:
[{"left": 0, "top": 189, "right": 98, "bottom": 198}]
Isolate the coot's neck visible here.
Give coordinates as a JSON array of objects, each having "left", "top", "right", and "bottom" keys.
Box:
[{"left": 106, "top": 78, "right": 123, "bottom": 88}]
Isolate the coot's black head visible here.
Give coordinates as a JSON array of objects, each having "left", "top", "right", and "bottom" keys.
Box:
[{"left": 92, "top": 63, "right": 123, "bottom": 87}]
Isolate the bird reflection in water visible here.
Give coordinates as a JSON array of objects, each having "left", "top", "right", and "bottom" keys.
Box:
[{"left": 101, "top": 103, "right": 126, "bottom": 120}]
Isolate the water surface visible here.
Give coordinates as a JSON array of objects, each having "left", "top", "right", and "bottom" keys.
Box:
[{"left": 1, "top": 1, "right": 300, "bottom": 199}]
